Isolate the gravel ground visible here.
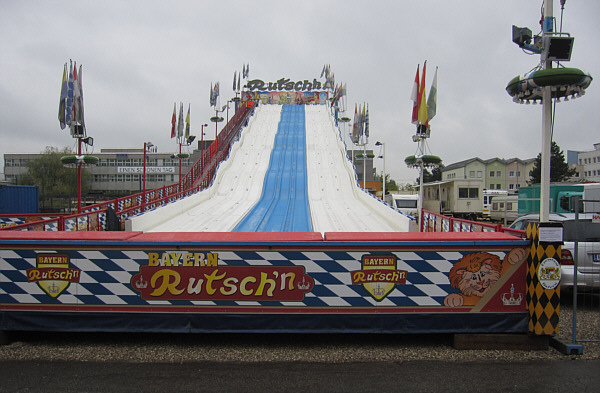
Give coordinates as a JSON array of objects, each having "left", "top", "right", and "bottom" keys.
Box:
[{"left": 1, "top": 295, "right": 598, "bottom": 363}]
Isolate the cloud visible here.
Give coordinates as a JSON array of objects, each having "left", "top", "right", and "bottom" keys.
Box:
[{"left": 1, "top": 0, "right": 598, "bottom": 185}]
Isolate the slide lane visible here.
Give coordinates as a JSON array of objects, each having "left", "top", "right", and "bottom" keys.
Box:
[
  {"left": 126, "top": 105, "right": 283, "bottom": 232},
  {"left": 233, "top": 105, "right": 312, "bottom": 232},
  {"left": 305, "top": 105, "right": 413, "bottom": 232}
]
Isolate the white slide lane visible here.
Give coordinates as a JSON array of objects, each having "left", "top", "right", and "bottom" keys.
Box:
[
  {"left": 126, "top": 104, "right": 414, "bottom": 232},
  {"left": 305, "top": 105, "right": 413, "bottom": 232},
  {"left": 126, "top": 104, "right": 283, "bottom": 232}
]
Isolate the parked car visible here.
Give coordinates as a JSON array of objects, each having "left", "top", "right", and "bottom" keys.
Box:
[{"left": 509, "top": 213, "right": 600, "bottom": 291}]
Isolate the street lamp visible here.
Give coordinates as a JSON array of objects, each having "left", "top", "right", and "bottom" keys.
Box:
[
  {"left": 143, "top": 141, "right": 154, "bottom": 209},
  {"left": 376, "top": 141, "right": 386, "bottom": 199},
  {"left": 210, "top": 105, "right": 226, "bottom": 153},
  {"left": 200, "top": 123, "right": 208, "bottom": 168}
]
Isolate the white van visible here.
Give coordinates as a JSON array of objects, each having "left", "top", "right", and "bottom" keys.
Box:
[{"left": 384, "top": 194, "right": 419, "bottom": 218}]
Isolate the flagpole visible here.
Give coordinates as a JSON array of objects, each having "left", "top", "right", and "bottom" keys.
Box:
[
  {"left": 363, "top": 141, "right": 366, "bottom": 189},
  {"left": 418, "top": 135, "right": 425, "bottom": 230},
  {"left": 77, "top": 136, "right": 82, "bottom": 214},
  {"left": 179, "top": 140, "right": 182, "bottom": 189},
  {"left": 540, "top": 0, "right": 554, "bottom": 223}
]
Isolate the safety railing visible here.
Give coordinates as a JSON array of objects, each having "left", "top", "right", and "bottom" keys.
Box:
[
  {"left": 421, "top": 210, "right": 526, "bottom": 238},
  {"left": 0, "top": 100, "right": 256, "bottom": 232}
]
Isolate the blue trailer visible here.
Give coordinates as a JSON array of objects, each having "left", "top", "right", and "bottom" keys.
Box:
[{"left": 0, "top": 185, "right": 39, "bottom": 214}]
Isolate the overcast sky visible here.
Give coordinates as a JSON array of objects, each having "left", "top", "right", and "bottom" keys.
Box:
[{"left": 1, "top": 0, "right": 598, "bottom": 184}]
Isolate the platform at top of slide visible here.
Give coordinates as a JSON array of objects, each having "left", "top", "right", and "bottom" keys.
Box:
[{"left": 126, "top": 104, "right": 414, "bottom": 233}]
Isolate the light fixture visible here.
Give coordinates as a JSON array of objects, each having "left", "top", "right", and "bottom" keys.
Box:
[{"left": 542, "top": 35, "right": 574, "bottom": 62}]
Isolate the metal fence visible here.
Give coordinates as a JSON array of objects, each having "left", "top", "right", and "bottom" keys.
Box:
[{"left": 568, "top": 198, "right": 600, "bottom": 344}]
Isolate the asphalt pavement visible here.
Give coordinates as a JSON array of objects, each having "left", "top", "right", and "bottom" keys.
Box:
[{"left": 2, "top": 359, "right": 599, "bottom": 393}]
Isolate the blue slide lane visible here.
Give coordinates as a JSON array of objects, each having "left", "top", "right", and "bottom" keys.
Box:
[{"left": 233, "top": 105, "right": 312, "bottom": 232}]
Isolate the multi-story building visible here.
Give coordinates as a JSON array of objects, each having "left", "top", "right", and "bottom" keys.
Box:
[
  {"left": 5, "top": 146, "right": 377, "bottom": 199},
  {"left": 569, "top": 143, "right": 600, "bottom": 182},
  {"left": 3, "top": 147, "right": 205, "bottom": 196},
  {"left": 440, "top": 157, "right": 535, "bottom": 192},
  {"left": 423, "top": 156, "right": 535, "bottom": 218}
]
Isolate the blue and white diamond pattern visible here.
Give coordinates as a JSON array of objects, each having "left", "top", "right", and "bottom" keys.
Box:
[{"left": 0, "top": 249, "right": 508, "bottom": 309}]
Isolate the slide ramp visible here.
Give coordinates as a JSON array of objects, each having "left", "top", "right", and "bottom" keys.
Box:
[
  {"left": 127, "top": 104, "right": 414, "bottom": 232},
  {"left": 305, "top": 105, "right": 413, "bottom": 232},
  {"left": 126, "top": 104, "right": 282, "bottom": 232},
  {"left": 233, "top": 105, "right": 311, "bottom": 232}
]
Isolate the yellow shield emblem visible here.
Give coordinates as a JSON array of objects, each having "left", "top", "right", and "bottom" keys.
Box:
[
  {"left": 27, "top": 253, "right": 80, "bottom": 298},
  {"left": 351, "top": 255, "right": 407, "bottom": 301}
]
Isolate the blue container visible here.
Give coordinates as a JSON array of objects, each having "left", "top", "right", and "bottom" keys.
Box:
[{"left": 0, "top": 185, "right": 39, "bottom": 214}]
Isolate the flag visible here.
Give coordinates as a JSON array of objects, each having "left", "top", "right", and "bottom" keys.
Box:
[
  {"left": 411, "top": 65, "right": 420, "bottom": 124},
  {"left": 427, "top": 67, "right": 438, "bottom": 122},
  {"left": 177, "top": 102, "right": 184, "bottom": 138},
  {"left": 238, "top": 72, "right": 241, "bottom": 91},
  {"left": 359, "top": 104, "right": 366, "bottom": 137},
  {"left": 233, "top": 71, "right": 237, "bottom": 91},
  {"left": 331, "top": 83, "right": 344, "bottom": 106},
  {"left": 417, "top": 61, "right": 428, "bottom": 126},
  {"left": 70, "top": 63, "right": 85, "bottom": 135},
  {"left": 72, "top": 63, "right": 82, "bottom": 128},
  {"left": 364, "top": 105, "right": 370, "bottom": 138},
  {"left": 58, "top": 63, "right": 67, "bottom": 129},
  {"left": 320, "top": 64, "right": 326, "bottom": 78},
  {"left": 76, "top": 64, "right": 85, "bottom": 130},
  {"left": 351, "top": 104, "right": 359, "bottom": 144},
  {"left": 185, "top": 104, "right": 191, "bottom": 139},
  {"left": 171, "top": 102, "right": 176, "bottom": 138},
  {"left": 65, "top": 61, "right": 74, "bottom": 127}
]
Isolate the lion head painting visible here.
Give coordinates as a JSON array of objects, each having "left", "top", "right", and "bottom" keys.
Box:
[{"left": 444, "top": 248, "right": 527, "bottom": 307}]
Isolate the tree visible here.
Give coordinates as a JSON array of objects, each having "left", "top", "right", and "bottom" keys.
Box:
[
  {"left": 418, "top": 164, "right": 444, "bottom": 184},
  {"left": 19, "top": 146, "right": 90, "bottom": 210},
  {"left": 528, "top": 141, "right": 576, "bottom": 184},
  {"left": 374, "top": 173, "right": 400, "bottom": 193}
]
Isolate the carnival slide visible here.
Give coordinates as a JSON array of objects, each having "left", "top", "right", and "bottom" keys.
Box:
[{"left": 126, "top": 104, "right": 414, "bottom": 232}]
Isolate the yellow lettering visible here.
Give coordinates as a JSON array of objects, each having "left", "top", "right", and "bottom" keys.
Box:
[
  {"left": 240, "top": 276, "right": 256, "bottom": 296},
  {"left": 280, "top": 272, "right": 295, "bottom": 291},
  {"left": 255, "top": 272, "right": 276, "bottom": 297},
  {"left": 148, "top": 253, "right": 159, "bottom": 266},
  {"left": 206, "top": 253, "right": 218, "bottom": 267},
  {"left": 170, "top": 252, "right": 182, "bottom": 266},
  {"left": 182, "top": 252, "right": 193, "bottom": 266},
  {"left": 28, "top": 270, "right": 40, "bottom": 280},
  {"left": 203, "top": 269, "right": 226, "bottom": 295},
  {"left": 150, "top": 269, "right": 184, "bottom": 297},
  {"left": 194, "top": 253, "right": 205, "bottom": 266},
  {"left": 353, "top": 271, "right": 365, "bottom": 282}
]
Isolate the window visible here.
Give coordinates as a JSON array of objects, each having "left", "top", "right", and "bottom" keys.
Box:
[
  {"left": 469, "top": 171, "right": 475, "bottom": 178},
  {"left": 496, "top": 171, "right": 501, "bottom": 177},
  {"left": 489, "top": 171, "right": 495, "bottom": 177},
  {"left": 458, "top": 187, "right": 479, "bottom": 199},
  {"left": 509, "top": 184, "right": 514, "bottom": 190},
  {"left": 496, "top": 184, "right": 502, "bottom": 189},
  {"left": 509, "top": 171, "right": 515, "bottom": 177},
  {"left": 477, "top": 171, "right": 482, "bottom": 178}
]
